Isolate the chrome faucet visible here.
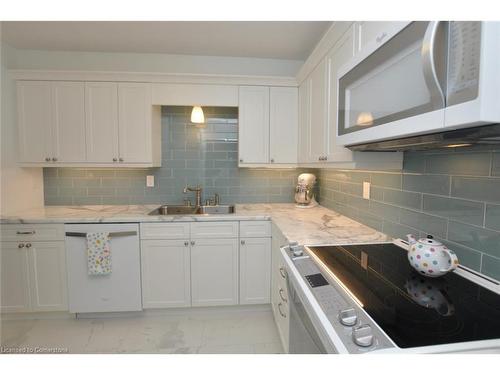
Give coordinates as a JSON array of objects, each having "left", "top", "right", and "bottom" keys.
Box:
[{"left": 183, "top": 185, "right": 203, "bottom": 207}]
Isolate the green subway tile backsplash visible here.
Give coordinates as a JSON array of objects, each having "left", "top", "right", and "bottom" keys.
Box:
[
  {"left": 318, "top": 146, "right": 500, "bottom": 280},
  {"left": 43, "top": 106, "right": 312, "bottom": 206}
]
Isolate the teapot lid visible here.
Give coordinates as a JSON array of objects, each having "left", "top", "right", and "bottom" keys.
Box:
[{"left": 418, "top": 235, "right": 443, "bottom": 247}]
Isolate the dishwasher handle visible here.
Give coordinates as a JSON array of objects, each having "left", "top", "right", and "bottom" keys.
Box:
[{"left": 65, "top": 231, "right": 137, "bottom": 238}]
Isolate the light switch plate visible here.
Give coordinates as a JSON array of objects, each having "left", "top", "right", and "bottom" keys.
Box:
[
  {"left": 146, "top": 175, "right": 155, "bottom": 187},
  {"left": 363, "top": 182, "right": 370, "bottom": 200}
]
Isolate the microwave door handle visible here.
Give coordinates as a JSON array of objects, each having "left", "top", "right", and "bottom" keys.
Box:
[{"left": 421, "top": 21, "right": 446, "bottom": 109}]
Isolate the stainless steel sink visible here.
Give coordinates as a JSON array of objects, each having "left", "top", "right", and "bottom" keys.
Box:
[
  {"left": 148, "top": 204, "right": 235, "bottom": 215},
  {"left": 199, "top": 205, "right": 235, "bottom": 214}
]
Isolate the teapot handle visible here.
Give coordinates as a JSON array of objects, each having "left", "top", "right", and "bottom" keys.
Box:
[{"left": 440, "top": 248, "right": 459, "bottom": 273}]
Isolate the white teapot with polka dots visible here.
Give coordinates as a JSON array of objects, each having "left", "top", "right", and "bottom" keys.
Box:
[{"left": 406, "top": 234, "right": 459, "bottom": 277}]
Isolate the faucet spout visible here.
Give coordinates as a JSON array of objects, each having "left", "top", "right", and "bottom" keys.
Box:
[{"left": 183, "top": 185, "right": 203, "bottom": 207}]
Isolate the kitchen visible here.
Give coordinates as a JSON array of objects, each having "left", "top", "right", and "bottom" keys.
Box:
[{"left": 1, "top": 1, "right": 500, "bottom": 371}]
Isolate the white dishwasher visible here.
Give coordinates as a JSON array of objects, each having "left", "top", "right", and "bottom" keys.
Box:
[{"left": 65, "top": 223, "right": 142, "bottom": 313}]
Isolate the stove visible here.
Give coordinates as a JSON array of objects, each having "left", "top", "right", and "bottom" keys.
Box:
[{"left": 282, "top": 241, "right": 500, "bottom": 353}]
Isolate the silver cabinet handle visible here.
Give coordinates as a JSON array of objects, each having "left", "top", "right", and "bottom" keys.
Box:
[
  {"left": 278, "top": 302, "right": 287, "bottom": 318},
  {"left": 270, "top": 158, "right": 274, "bottom": 163},
  {"left": 241, "top": 240, "right": 245, "bottom": 245},
  {"left": 16, "top": 231, "right": 35, "bottom": 235},
  {"left": 184, "top": 241, "right": 189, "bottom": 246},
  {"left": 52, "top": 157, "right": 58, "bottom": 162},
  {"left": 119, "top": 157, "right": 124, "bottom": 162},
  {"left": 279, "top": 288, "right": 287, "bottom": 303},
  {"left": 113, "top": 158, "right": 118, "bottom": 162},
  {"left": 190, "top": 241, "right": 195, "bottom": 246},
  {"left": 279, "top": 267, "right": 286, "bottom": 279},
  {"left": 25, "top": 243, "right": 32, "bottom": 248},
  {"left": 239, "top": 159, "right": 243, "bottom": 163},
  {"left": 18, "top": 243, "right": 25, "bottom": 249},
  {"left": 45, "top": 157, "right": 51, "bottom": 162}
]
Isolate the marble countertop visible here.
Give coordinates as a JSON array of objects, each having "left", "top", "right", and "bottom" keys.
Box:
[{"left": 0, "top": 203, "right": 391, "bottom": 246}]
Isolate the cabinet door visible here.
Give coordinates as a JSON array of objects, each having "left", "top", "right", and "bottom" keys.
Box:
[
  {"left": 28, "top": 241, "right": 68, "bottom": 311},
  {"left": 141, "top": 240, "right": 191, "bottom": 308},
  {"left": 118, "top": 83, "right": 152, "bottom": 163},
  {"left": 85, "top": 82, "right": 119, "bottom": 163},
  {"left": 239, "top": 237, "right": 271, "bottom": 305},
  {"left": 238, "top": 86, "right": 270, "bottom": 164},
  {"left": 17, "top": 81, "right": 53, "bottom": 163},
  {"left": 297, "top": 79, "right": 311, "bottom": 163},
  {"left": 0, "top": 243, "right": 31, "bottom": 312},
  {"left": 308, "top": 59, "right": 329, "bottom": 162},
  {"left": 52, "top": 82, "right": 86, "bottom": 162},
  {"left": 270, "top": 87, "right": 298, "bottom": 164},
  {"left": 326, "top": 27, "right": 356, "bottom": 161},
  {"left": 191, "top": 238, "right": 239, "bottom": 306}
]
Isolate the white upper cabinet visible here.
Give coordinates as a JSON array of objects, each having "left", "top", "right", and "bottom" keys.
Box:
[
  {"left": 238, "top": 86, "right": 270, "bottom": 164},
  {"left": 118, "top": 83, "right": 153, "bottom": 164},
  {"left": 17, "top": 80, "right": 160, "bottom": 167},
  {"left": 52, "top": 82, "right": 86, "bottom": 162},
  {"left": 307, "top": 59, "right": 329, "bottom": 162},
  {"left": 326, "top": 26, "right": 357, "bottom": 161},
  {"left": 85, "top": 82, "right": 120, "bottom": 163},
  {"left": 17, "top": 81, "right": 53, "bottom": 163},
  {"left": 298, "top": 79, "right": 311, "bottom": 163},
  {"left": 17, "top": 81, "right": 86, "bottom": 164},
  {"left": 239, "top": 85, "right": 298, "bottom": 166},
  {"left": 269, "top": 87, "right": 298, "bottom": 164}
]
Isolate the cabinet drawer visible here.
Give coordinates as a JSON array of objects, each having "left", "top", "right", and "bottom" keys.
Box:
[
  {"left": 190, "top": 222, "right": 238, "bottom": 239},
  {"left": 140, "top": 222, "right": 190, "bottom": 240},
  {"left": 1, "top": 224, "right": 64, "bottom": 242},
  {"left": 240, "top": 221, "right": 271, "bottom": 238}
]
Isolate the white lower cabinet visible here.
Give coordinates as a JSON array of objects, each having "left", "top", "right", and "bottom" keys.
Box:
[
  {"left": 0, "top": 243, "right": 31, "bottom": 312},
  {"left": 191, "top": 238, "right": 239, "bottom": 307},
  {"left": 0, "top": 237, "right": 67, "bottom": 313},
  {"left": 271, "top": 223, "right": 290, "bottom": 353},
  {"left": 141, "top": 240, "right": 191, "bottom": 308},
  {"left": 239, "top": 237, "right": 271, "bottom": 305},
  {"left": 29, "top": 241, "right": 68, "bottom": 311}
]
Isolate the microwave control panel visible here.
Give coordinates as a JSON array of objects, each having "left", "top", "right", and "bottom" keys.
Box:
[{"left": 447, "top": 21, "right": 481, "bottom": 106}]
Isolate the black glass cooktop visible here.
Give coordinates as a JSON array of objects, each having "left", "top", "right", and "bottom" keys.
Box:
[{"left": 307, "top": 243, "right": 500, "bottom": 349}]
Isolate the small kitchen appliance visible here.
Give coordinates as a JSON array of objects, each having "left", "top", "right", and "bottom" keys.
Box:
[{"left": 294, "top": 173, "right": 318, "bottom": 208}]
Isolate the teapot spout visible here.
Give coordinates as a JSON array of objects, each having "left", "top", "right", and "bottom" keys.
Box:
[{"left": 406, "top": 234, "right": 417, "bottom": 245}]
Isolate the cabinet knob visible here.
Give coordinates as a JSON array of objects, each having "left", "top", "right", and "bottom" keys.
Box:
[
  {"left": 270, "top": 159, "right": 274, "bottom": 163},
  {"left": 113, "top": 158, "right": 118, "bottom": 162},
  {"left": 25, "top": 243, "right": 32, "bottom": 248},
  {"left": 190, "top": 240, "right": 195, "bottom": 246},
  {"left": 52, "top": 157, "right": 58, "bottom": 162},
  {"left": 119, "top": 157, "right": 124, "bottom": 162},
  {"left": 45, "top": 157, "right": 51, "bottom": 162},
  {"left": 239, "top": 159, "right": 243, "bottom": 163},
  {"left": 324, "top": 156, "right": 328, "bottom": 161},
  {"left": 18, "top": 243, "right": 25, "bottom": 249},
  {"left": 241, "top": 240, "right": 245, "bottom": 245}
]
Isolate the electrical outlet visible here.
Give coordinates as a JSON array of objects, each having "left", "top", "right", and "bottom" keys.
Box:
[
  {"left": 146, "top": 175, "right": 155, "bottom": 187},
  {"left": 363, "top": 181, "right": 370, "bottom": 200}
]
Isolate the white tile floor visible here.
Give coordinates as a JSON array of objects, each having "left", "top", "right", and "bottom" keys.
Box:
[{"left": 0, "top": 306, "right": 284, "bottom": 354}]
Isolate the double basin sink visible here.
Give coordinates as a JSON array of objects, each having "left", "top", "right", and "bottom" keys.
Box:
[{"left": 148, "top": 204, "right": 235, "bottom": 216}]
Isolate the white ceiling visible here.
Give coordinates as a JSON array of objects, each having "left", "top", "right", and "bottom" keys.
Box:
[{"left": 2, "top": 21, "right": 331, "bottom": 60}]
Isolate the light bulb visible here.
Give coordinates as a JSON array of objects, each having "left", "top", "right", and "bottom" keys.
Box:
[{"left": 191, "top": 106, "right": 205, "bottom": 124}]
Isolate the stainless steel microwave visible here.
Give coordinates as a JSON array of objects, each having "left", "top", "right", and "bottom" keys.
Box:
[{"left": 336, "top": 21, "right": 500, "bottom": 147}]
